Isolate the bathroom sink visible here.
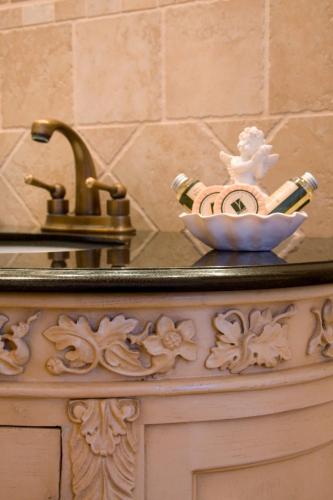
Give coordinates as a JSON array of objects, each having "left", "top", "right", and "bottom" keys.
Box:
[
  {"left": 0, "top": 229, "right": 126, "bottom": 254},
  {"left": 0, "top": 242, "right": 98, "bottom": 254}
]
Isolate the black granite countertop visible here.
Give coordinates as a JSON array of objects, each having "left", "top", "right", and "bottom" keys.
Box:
[{"left": 0, "top": 229, "right": 332, "bottom": 292}]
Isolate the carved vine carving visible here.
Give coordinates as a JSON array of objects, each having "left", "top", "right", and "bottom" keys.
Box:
[
  {"left": 205, "top": 305, "right": 295, "bottom": 374},
  {"left": 308, "top": 299, "right": 333, "bottom": 357},
  {"left": 0, "top": 312, "right": 39, "bottom": 375},
  {"left": 68, "top": 398, "right": 139, "bottom": 500},
  {"left": 43, "top": 314, "right": 197, "bottom": 376}
]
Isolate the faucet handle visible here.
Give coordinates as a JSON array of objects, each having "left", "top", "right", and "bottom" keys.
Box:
[
  {"left": 24, "top": 174, "right": 69, "bottom": 215},
  {"left": 85, "top": 177, "right": 127, "bottom": 199},
  {"left": 24, "top": 174, "right": 66, "bottom": 199},
  {"left": 85, "top": 177, "right": 135, "bottom": 234}
]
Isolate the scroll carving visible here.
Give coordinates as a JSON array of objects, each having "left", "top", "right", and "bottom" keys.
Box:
[
  {"left": 205, "top": 305, "right": 295, "bottom": 374},
  {"left": 308, "top": 299, "right": 333, "bottom": 357},
  {"left": 68, "top": 398, "right": 139, "bottom": 500},
  {"left": 0, "top": 312, "right": 39, "bottom": 375},
  {"left": 43, "top": 314, "right": 197, "bottom": 376}
]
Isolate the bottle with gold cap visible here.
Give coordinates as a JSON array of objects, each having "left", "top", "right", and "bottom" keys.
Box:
[
  {"left": 264, "top": 172, "right": 318, "bottom": 215},
  {"left": 171, "top": 173, "right": 206, "bottom": 211}
]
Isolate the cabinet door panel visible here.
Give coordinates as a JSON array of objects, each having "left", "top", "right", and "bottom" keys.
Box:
[
  {"left": 0, "top": 427, "right": 61, "bottom": 500},
  {"left": 146, "top": 403, "right": 333, "bottom": 500},
  {"left": 196, "top": 443, "right": 333, "bottom": 500}
]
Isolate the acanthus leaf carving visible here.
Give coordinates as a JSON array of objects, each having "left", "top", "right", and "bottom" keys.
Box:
[
  {"left": 68, "top": 398, "right": 139, "bottom": 500},
  {"left": 0, "top": 312, "right": 39, "bottom": 375},
  {"left": 307, "top": 298, "right": 333, "bottom": 357},
  {"left": 43, "top": 314, "right": 197, "bottom": 376},
  {"left": 205, "top": 305, "right": 295, "bottom": 374}
]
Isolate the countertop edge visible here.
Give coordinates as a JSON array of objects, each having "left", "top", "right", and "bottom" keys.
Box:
[{"left": 0, "top": 262, "right": 332, "bottom": 292}]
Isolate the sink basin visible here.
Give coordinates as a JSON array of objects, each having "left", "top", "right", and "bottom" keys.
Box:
[
  {"left": 0, "top": 230, "right": 126, "bottom": 254},
  {"left": 0, "top": 241, "right": 99, "bottom": 254}
]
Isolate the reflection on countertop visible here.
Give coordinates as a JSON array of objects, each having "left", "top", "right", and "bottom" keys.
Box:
[{"left": 0, "top": 228, "right": 331, "bottom": 270}]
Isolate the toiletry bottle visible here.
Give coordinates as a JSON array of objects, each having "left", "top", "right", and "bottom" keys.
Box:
[
  {"left": 264, "top": 172, "right": 318, "bottom": 215},
  {"left": 171, "top": 173, "right": 206, "bottom": 211}
]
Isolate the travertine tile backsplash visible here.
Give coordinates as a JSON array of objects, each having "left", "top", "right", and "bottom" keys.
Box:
[{"left": 0, "top": 0, "right": 332, "bottom": 237}]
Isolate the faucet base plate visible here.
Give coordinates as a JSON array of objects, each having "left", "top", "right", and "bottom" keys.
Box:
[{"left": 42, "top": 214, "right": 136, "bottom": 235}]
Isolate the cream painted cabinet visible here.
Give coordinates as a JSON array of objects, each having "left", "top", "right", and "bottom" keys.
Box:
[
  {"left": 0, "top": 427, "right": 61, "bottom": 500},
  {"left": 1, "top": 285, "right": 333, "bottom": 499}
]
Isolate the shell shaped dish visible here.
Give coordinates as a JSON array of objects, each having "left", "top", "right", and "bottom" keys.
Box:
[{"left": 180, "top": 211, "right": 307, "bottom": 251}]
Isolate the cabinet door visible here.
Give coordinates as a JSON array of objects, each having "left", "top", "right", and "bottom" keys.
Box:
[
  {"left": 145, "top": 403, "right": 333, "bottom": 500},
  {"left": 0, "top": 427, "right": 61, "bottom": 500}
]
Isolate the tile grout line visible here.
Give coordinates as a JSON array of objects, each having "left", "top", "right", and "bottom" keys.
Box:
[
  {"left": 1, "top": 173, "right": 40, "bottom": 227},
  {"left": 0, "top": 0, "right": 216, "bottom": 32},
  {"left": 263, "top": 0, "right": 270, "bottom": 115},
  {"left": 71, "top": 20, "right": 78, "bottom": 127},
  {"left": 0, "top": 129, "right": 28, "bottom": 173},
  {"left": 266, "top": 115, "right": 289, "bottom": 143},
  {"left": 108, "top": 125, "right": 144, "bottom": 172},
  {"left": 105, "top": 169, "right": 158, "bottom": 232},
  {"left": 0, "top": 129, "right": 31, "bottom": 206},
  {"left": 199, "top": 120, "right": 232, "bottom": 153},
  {"left": 160, "top": 7, "right": 166, "bottom": 121}
]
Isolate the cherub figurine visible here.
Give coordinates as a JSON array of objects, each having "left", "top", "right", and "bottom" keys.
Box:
[{"left": 219, "top": 126, "right": 279, "bottom": 185}]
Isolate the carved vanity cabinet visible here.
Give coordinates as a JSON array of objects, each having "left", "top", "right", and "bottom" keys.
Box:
[{"left": 0, "top": 234, "right": 333, "bottom": 500}]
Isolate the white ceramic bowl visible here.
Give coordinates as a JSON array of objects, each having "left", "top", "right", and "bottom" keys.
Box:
[{"left": 180, "top": 211, "right": 307, "bottom": 251}]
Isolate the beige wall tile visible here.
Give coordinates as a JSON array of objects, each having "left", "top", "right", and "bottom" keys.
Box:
[
  {"left": 0, "top": 131, "right": 23, "bottom": 166},
  {"left": 165, "top": 0, "right": 264, "bottom": 118},
  {"left": 263, "top": 117, "right": 333, "bottom": 237},
  {"left": 3, "top": 127, "right": 105, "bottom": 224},
  {"left": 79, "top": 126, "right": 136, "bottom": 165},
  {"left": 207, "top": 118, "right": 279, "bottom": 153},
  {"left": 122, "top": 0, "right": 157, "bottom": 11},
  {"left": 55, "top": 0, "right": 85, "bottom": 21},
  {"left": 113, "top": 123, "right": 226, "bottom": 231},
  {"left": 100, "top": 172, "right": 154, "bottom": 231},
  {"left": 3, "top": 132, "right": 76, "bottom": 223},
  {"left": 1, "top": 24, "right": 73, "bottom": 127},
  {"left": 22, "top": 1, "right": 54, "bottom": 25},
  {"left": 270, "top": 0, "right": 333, "bottom": 113},
  {"left": 160, "top": 0, "right": 191, "bottom": 5},
  {"left": 0, "top": 176, "right": 36, "bottom": 229},
  {"left": 85, "top": 0, "right": 121, "bottom": 16},
  {"left": 0, "top": 7, "right": 22, "bottom": 29},
  {"left": 76, "top": 11, "right": 161, "bottom": 124}
]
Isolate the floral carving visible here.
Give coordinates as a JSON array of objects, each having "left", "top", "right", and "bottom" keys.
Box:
[
  {"left": 205, "top": 305, "right": 295, "bottom": 374},
  {"left": 307, "top": 299, "right": 333, "bottom": 357},
  {"left": 43, "top": 314, "right": 197, "bottom": 376},
  {"left": 0, "top": 312, "right": 39, "bottom": 375},
  {"left": 68, "top": 398, "right": 139, "bottom": 500}
]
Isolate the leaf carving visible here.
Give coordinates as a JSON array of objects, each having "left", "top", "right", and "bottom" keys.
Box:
[
  {"left": 307, "top": 299, "right": 333, "bottom": 358},
  {"left": 206, "top": 305, "right": 295, "bottom": 374},
  {"left": 68, "top": 399, "right": 139, "bottom": 500},
  {"left": 0, "top": 313, "right": 38, "bottom": 375},
  {"left": 43, "top": 314, "right": 197, "bottom": 377}
]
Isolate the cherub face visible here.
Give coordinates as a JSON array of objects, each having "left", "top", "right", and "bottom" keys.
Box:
[{"left": 237, "top": 129, "right": 264, "bottom": 159}]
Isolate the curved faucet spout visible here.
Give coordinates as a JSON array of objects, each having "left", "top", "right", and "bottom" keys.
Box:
[{"left": 31, "top": 119, "right": 101, "bottom": 216}]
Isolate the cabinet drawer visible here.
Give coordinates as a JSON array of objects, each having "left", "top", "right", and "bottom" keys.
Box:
[{"left": 0, "top": 426, "right": 61, "bottom": 500}]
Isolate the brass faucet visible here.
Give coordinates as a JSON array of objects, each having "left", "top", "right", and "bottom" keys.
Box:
[
  {"left": 26, "top": 119, "right": 135, "bottom": 235},
  {"left": 31, "top": 119, "right": 100, "bottom": 216}
]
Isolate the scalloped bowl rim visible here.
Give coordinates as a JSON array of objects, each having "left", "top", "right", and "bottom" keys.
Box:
[
  {"left": 179, "top": 211, "right": 308, "bottom": 251},
  {"left": 179, "top": 211, "right": 308, "bottom": 221}
]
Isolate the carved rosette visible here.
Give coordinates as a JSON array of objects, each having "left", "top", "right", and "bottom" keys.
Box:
[
  {"left": 205, "top": 305, "right": 295, "bottom": 374},
  {"left": 68, "top": 398, "right": 139, "bottom": 500},
  {"left": 308, "top": 299, "right": 333, "bottom": 357},
  {"left": 0, "top": 312, "right": 38, "bottom": 375},
  {"left": 43, "top": 314, "right": 197, "bottom": 376}
]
